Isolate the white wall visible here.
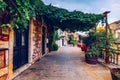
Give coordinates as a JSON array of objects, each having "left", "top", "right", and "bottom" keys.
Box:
[
  {"left": 56, "top": 39, "right": 62, "bottom": 47},
  {"left": 116, "top": 29, "right": 120, "bottom": 38}
]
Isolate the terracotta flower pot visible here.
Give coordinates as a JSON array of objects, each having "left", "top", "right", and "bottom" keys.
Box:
[
  {"left": 85, "top": 54, "right": 98, "bottom": 64},
  {"left": 111, "top": 68, "right": 120, "bottom": 80}
]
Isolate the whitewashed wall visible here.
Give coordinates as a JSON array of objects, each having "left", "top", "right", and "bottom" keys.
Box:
[
  {"left": 56, "top": 39, "right": 62, "bottom": 47},
  {"left": 116, "top": 29, "right": 120, "bottom": 38}
]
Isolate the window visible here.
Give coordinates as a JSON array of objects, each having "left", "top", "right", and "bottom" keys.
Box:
[{"left": 21, "top": 32, "right": 25, "bottom": 46}]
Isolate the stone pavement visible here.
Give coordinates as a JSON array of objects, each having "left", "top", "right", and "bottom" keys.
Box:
[{"left": 13, "top": 46, "right": 112, "bottom": 80}]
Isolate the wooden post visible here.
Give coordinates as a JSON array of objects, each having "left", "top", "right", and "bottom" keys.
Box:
[{"left": 103, "top": 11, "right": 110, "bottom": 64}]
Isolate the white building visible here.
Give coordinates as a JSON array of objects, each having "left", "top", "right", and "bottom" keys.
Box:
[{"left": 56, "top": 29, "right": 68, "bottom": 47}]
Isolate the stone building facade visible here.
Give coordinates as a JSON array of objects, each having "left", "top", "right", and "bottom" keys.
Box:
[
  {"left": 110, "top": 20, "right": 120, "bottom": 49},
  {"left": 0, "top": 18, "right": 48, "bottom": 80},
  {"left": 110, "top": 20, "right": 120, "bottom": 38},
  {"left": 109, "top": 20, "right": 120, "bottom": 65}
]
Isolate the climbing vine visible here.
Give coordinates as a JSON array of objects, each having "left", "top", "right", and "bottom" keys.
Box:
[
  {"left": 0, "top": 0, "right": 6, "bottom": 11},
  {"left": 0, "top": 0, "right": 104, "bottom": 31}
]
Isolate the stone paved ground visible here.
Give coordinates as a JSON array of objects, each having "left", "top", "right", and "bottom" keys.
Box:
[{"left": 13, "top": 46, "right": 112, "bottom": 80}]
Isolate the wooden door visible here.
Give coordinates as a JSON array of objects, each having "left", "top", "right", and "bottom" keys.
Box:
[{"left": 13, "top": 30, "right": 28, "bottom": 70}]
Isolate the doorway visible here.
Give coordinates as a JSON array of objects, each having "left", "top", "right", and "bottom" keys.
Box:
[
  {"left": 13, "top": 29, "right": 28, "bottom": 70},
  {"left": 42, "top": 27, "right": 46, "bottom": 55}
]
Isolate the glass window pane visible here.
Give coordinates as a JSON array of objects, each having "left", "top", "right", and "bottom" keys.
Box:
[
  {"left": 21, "top": 32, "right": 25, "bottom": 46},
  {"left": 14, "top": 31, "right": 16, "bottom": 47}
]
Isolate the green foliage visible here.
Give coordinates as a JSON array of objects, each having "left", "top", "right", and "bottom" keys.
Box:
[
  {"left": 51, "top": 42, "right": 58, "bottom": 51},
  {"left": 48, "top": 27, "right": 59, "bottom": 51},
  {"left": 91, "top": 46, "right": 99, "bottom": 56},
  {"left": 69, "top": 38, "right": 76, "bottom": 44},
  {"left": 115, "top": 74, "right": 120, "bottom": 78},
  {"left": 0, "top": 0, "right": 6, "bottom": 11},
  {"left": 54, "top": 30, "right": 60, "bottom": 40},
  {"left": 84, "top": 26, "right": 115, "bottom": 56},
  {"left": 9, "top": 0, "right": 36, "bottom": 30},
  {"left": 70, "top": 40, "right": 76, "bottom": 44},
  {"left": 111, "top": 68, "right": 120, "bottom": 79},
  {"left": 84, "top": 25, "right": 115, "bottom": 59},
  {"left": 61, "top": 11, "right": 104, "bottom": 31},
  {"left": 96, "top": 28, "right": 115, "bottom": 55},
  {"left": 83, "top": 31, "right": 96, "bottom": 47},
  {"left": 0, "top": 0, "right": 104, "bottom": 32},
  {"left": 85, "top": 46, "right": 99, "bottom": 58},
  {"left": 0, "top": 0, "right": 37, "bottom": 30}
]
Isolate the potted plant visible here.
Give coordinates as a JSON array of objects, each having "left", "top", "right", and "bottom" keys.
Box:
[
  {"left": 111, "top": 68, "right": 120, "bottom": 80},
  {"left": 82, "top": 31, "right": 96, "bottom": 52},
  {"left": 83, "top": 31, "right": 99, "bottom": 64},
  {"left": 85, "top": 46, "right": 99, "bottom": 64},
  {"left": 84, "top": 27, "right": 115, "bottom": 64}
]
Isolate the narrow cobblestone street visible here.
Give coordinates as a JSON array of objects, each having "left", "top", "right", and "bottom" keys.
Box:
[{"left": 13, "top": 46, "right": 112, "bottom": 80}]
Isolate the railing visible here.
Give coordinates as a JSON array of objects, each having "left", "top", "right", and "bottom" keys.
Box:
[
  {"left": 110, "top": 51, "right": 120, "bottom": 65},
  {"left": 99, "top": 50, "right": 120, "bottom": 65}
]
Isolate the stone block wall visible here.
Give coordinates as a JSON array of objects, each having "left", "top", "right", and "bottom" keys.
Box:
[
  {"left": 0, "top": 28, "right": 13, "bottom": 80},
  {"left": 0, "top": 18, "right": 48, "bottom": 80},
  {"left": 29, "top": 19, "right": 48, "bottom": 63},
  {"left": 32, "top": 19, "right": 42, "bottom": 62}
]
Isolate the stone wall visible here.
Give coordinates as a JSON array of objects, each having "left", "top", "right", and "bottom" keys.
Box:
[
  {"left": 0, "top": 18, "right": 48, "bottom": 80},
  {"left": 28, "top": 19, "right": 48, "bottom": 63},
  {"left": 32, "top": 20, "right": 42, "bottom": 62},
  {"left": 0, "top": 28, "right": 13, "bottom": 80}
]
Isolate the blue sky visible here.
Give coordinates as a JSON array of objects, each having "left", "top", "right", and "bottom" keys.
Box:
[{"left": 42, "top": 0, "right": 120, "bottom": 23}]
